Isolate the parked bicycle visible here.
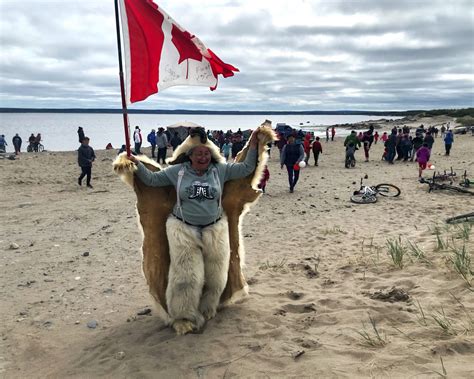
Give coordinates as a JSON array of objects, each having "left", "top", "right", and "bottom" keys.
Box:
[
  {"left": 27, "top": 142, "right": 44, "bottom": 152},
  {"left": 419, "top": 172, "right": 474, "bottom": 195},
  {"left": 351, "top": 177, "right": 401, "bottom": 204},
  {"left": 446, "top": 212, "right": 474, "bottom": 224},
  {"left": 460, "top": 170, "right": 474, "bottom": 188},
  {"left": 432, "top": 167, "right": 456, "bottom": 182}
]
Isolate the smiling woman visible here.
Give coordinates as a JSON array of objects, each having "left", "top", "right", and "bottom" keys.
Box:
[{"left": 115, "top": 123, "right": 277, "bottom": 335}]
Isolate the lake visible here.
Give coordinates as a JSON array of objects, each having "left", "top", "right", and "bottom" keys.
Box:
[{"left": 0, "top": 113, "right": 400, "bottom": 152}]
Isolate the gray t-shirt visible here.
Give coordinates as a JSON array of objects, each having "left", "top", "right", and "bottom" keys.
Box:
[{"left": 135, "top": 148, "right": 257, "bottom": 225}]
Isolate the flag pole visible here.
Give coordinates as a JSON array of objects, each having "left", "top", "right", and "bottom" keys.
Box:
[{"left": 113, "top": 0, "right": 132, "bottom": 156}]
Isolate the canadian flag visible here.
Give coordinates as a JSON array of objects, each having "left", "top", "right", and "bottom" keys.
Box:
[{"left": 119, "top": 0, "right": 239, "bottom": 104}]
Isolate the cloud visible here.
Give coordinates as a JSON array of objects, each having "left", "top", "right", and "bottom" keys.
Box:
[{"left": 0, "top": 0, "right": 472, "bottom": 111}]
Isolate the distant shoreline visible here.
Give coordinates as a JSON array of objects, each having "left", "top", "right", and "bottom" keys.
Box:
[{"left": 0, "top": 107, "right": 420, "bottom": 116}]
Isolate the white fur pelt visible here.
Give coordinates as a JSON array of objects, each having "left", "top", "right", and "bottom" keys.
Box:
[{"left": 165, "top": 214, "right": 230, "bottom": 335}]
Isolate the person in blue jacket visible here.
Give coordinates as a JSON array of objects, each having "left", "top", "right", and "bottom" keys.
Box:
[{"left": 444, "top": 130, "right": 454, "bottom": 156}]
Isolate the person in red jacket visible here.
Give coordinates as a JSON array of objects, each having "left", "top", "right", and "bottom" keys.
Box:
[
  {"left": 303, "top": 133, "right": 312, "bottom": 164},
  {"left": 311, "top": 136, "right": 323, "bottom": 166}
]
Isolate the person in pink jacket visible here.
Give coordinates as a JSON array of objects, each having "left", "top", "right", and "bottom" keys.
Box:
[{"left": 416, "top": 143, "right": 431, "bottom": 178}]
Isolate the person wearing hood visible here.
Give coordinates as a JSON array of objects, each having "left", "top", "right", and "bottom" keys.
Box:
[{"left": 126, "top": 127, "right": 260, "bottom": 335}]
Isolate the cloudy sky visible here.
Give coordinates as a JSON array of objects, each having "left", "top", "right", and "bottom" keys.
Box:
[{"left": 0, "top": 0, "right": 473, "bottom": 111}]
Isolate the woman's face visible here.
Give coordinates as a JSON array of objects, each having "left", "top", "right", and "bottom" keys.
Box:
[{"left": 189, "top": 146, "right": 212, "bottom": 171}]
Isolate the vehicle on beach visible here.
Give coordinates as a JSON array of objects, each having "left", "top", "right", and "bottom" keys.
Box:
[
  {"left": 453, "top": 126, "right": 467, "bottom": 134},
  {"left": 351, "top": 177, "right": 401, "bottom": 204}
]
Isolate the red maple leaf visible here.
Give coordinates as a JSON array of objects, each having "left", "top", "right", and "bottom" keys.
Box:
[{"left": 171, "top": 24, "right": 203, "bottom": 64}]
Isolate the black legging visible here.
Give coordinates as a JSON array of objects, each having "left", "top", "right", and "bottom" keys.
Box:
[{"left": 79, "top": 166, "right": 92, "bottom": 185}]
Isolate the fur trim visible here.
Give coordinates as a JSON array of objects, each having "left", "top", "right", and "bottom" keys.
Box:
[
  {"left": 166, "top": 133, "right": 224, "bottom": 165},
  {"left": 112, "top": 153, "right": 163, "bottom": 187}
]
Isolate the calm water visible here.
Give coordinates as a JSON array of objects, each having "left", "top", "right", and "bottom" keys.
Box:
[{"left": 0, "top": 113, "right": 400, "bottom": 152}]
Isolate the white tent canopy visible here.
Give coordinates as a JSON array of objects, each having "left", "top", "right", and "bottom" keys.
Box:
[{"left": 165, "top": 121, "right": 201, "bottom": 140}]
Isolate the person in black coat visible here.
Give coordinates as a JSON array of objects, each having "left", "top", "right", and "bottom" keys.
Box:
[{"left": 77, "top": 137, "right": 96, "bottom": 188}]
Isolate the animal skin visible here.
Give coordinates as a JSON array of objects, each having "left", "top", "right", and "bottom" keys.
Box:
[{"left": 113, "top": 121, "right": 277, "bottom": 326}]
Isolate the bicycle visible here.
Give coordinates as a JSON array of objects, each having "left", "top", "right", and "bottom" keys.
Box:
[
  {"left": 432, "top": 167, "right": 456, "bottom": 182},
  {"left": 460, "top": 170, "right": 474, "bottom": 188},
  {"left": 419, "top": 172, "right": 474, "bottom": 195},
  {"left": 446, "top": 212, "right": 474, "bottom": 224},
  {"left": 350, "top": 177, "right": 401, "bottom": 204},
  {"left": 27, "top": 142, "right": 44, "bottom": 152}
]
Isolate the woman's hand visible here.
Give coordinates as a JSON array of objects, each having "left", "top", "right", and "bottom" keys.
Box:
[
  {"left": 127, "top": 154, "right": 138, "bottom": 163},
  {"left": 249, "top": 131, "right": 260, "bottom": 149}
]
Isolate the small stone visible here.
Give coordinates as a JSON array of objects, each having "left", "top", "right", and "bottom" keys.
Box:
[
  {"left": 75, "top": 320, "right": 80, "bottom": 325},
  {"left": 292, "top": 350, "right": 305, "bottom": 360},
  {"left": 74, "top": 276, "right": 81, "bottom": 281},
  {"left": 87, "top": 320, "right": 98, "bottom": 329},
  {"left": 137, "top": 308, "right": 152, "bottom": 316},
  {"left": 82, "top": 251, "right": 90, "bottom": 257},
  {"left": 114, "top": 351, "right": 126, "bottom": 360},
  {"left": 9, "top": 243, "right": 20, "bottom": 250}
]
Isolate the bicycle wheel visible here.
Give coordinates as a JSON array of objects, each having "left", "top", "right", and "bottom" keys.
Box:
[
  {"left": 27, "top": 145, "right": 33, "bottom": 152},
  {"left": 375, "top": 183, "right": 401, "bottom": 197},
  {"left": 446, "top": 212, "right": 474, "bottom": 224},
  {"left": 38, "top": 144, "right": 44, "bottom": 152},
  {"left": 350, "top": 194, "right": 377, "bottom": 204}
]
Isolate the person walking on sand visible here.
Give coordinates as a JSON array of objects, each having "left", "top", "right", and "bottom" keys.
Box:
[
  {"left": 133, "top": 126, "right": 142, "bottom": 154},
  {"left": 312, "top": 136, "right": 322, "bottom": 166},
  {"left": 362, "top": 130, "right": 373, "bottom": 162},
  {"left": 325, "top": 127, "right": 329, "bottom": 142},
  {"left": 280, "top": 135, "right": 304, "bottom": 193},
  {"left": 423, "top": 132, "right": 434, "bottom": 150},
  {"left": 12, "top": 133, "right": 22, "bottom": 155},
  {"left": 444, "top": 130, "right": 454, "bottom": 156},
  {"left": 331, "top": 126, "right": 336, "bottom": 141},
  {"left": 416, "top": 143, "right": 431, "bottom": 179},
  {"left": 303, "top": 133, "right": 312, "bottom": 164},
  {"left": 156, "top": 127, "right": 168, "bottom": 164},
  {"left": 374, "top": 131, "right": 379, "bottom": 144},
  {"left": 147, "top": 129, "right": 156, "bottom": 158},
  {"left": 0, "top": 134, "right": 7, "bottom": 153},
  {"left": 77, "top": 137, "right": 96, "bottom": 188}
]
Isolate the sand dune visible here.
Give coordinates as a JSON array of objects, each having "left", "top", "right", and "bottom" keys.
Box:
[{"left": 1, "top": 117, "right": 473, "bottom": 378}]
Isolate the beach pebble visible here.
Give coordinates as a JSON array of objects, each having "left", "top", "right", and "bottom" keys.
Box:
[
  {"left": 82, "top": 251, "right": 90, "bottom": 257},
  {"left": 114, "top": 351, "right": 126, "bottom": 360},
  {"left": 292, "top": 350, "right": 305, "bottom": 360},
  {"left": 87, "top": 320, "right": 98, "bottom": 329},
  {"left": 9, "top": 243, "right": 20, "bottom": 250},
  {"left": 137, "top": 308, "right": 152, "bottom": 316}
]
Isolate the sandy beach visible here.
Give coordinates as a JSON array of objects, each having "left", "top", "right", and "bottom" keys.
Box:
[{"left": 1, "top": 116, "right": 473, "bottom": 378}]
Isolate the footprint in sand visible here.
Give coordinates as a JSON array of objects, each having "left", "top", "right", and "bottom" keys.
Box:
[{"left": 279, "top": 303, "right": 317, "bottom": 314}]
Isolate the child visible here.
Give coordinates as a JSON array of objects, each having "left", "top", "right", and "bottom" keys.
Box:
[
  {"left": 311, "top": 136, "right": 323, "bottom": 166},
  {"left": 416, "top": 143, "right": 431, "bottom": 178},
  {"left": 258, "top": 166, "right": 270, "bottom": 193}
]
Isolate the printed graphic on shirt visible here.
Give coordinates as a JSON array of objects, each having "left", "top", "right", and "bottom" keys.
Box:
[{"left": 186, "top": 181, "right": 216, "bottom": 202}]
